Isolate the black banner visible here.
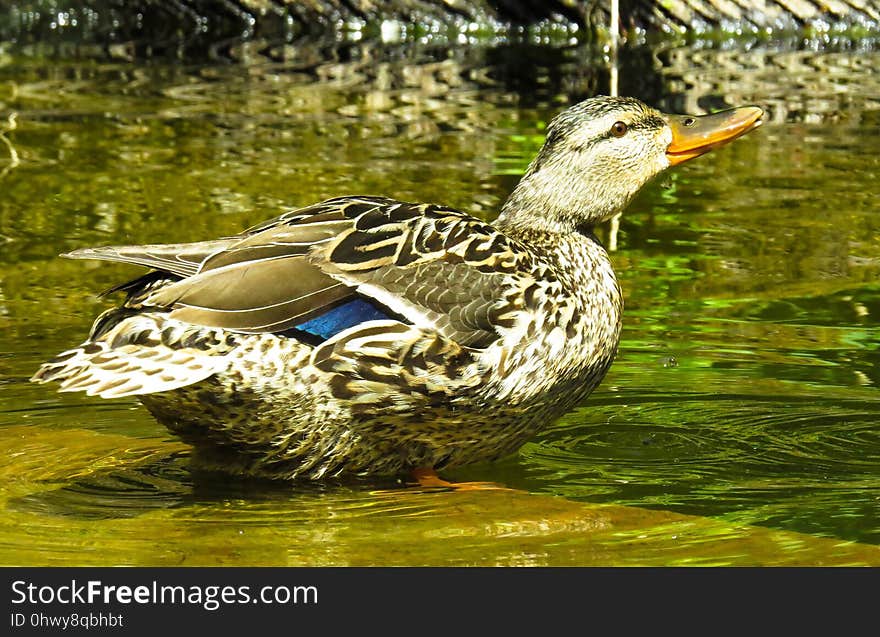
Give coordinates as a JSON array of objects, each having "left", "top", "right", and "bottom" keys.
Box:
[{"left": 1, "top": 568, "right": 876, "bottom": 634}]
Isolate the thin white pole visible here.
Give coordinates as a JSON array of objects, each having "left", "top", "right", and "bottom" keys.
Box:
[
  {"left": 608, "top": 0, "right": 621, "bottom": 250},
  {"left": 610, "top": 0, "right": 619, "bottom": 97}
]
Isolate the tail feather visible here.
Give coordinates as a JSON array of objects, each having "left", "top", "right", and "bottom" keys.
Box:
[{"left": 31, "top": 341, "right": 226, "bottom": 399}]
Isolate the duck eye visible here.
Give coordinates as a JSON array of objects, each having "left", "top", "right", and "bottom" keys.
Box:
[
  {"left": 683, "top": 117, "right": 696, "bottom": 127},
  {"left": 610, "top": 121, "right": 628, "bottom": 137}
]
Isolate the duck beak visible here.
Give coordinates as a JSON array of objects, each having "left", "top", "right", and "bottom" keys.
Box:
[{"left": 664, "top": 106, "right": 764, "bottom": 166}]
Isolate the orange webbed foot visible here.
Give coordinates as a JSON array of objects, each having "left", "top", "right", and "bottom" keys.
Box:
[{"left": 409, "top": 467, "right": 511, "bottom": 491}]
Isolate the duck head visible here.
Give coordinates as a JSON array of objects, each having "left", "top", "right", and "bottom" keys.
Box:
[{"left": 496, "top": 96, "right": 763, "bottom": 235}]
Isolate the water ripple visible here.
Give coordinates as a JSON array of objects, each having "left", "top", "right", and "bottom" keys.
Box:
[{"left": 520, "top": 392, "right": 880, "bottom": 542}]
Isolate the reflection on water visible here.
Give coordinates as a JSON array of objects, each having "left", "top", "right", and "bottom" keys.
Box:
[
  {"left": 522, "top": 393, "right": 880, "bottom": 541},
  {"left": 1, "top": 423, "right": 877, "bottom": 566},
  {"left": 0, "top": 37, "right": 878, "bottom": 565}
]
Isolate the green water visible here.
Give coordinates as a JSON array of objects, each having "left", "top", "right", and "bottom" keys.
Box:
[{"left": 0, "top": 41, "right": 878, "bottom": 565}]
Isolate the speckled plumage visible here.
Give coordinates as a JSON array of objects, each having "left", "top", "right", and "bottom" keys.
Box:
[{"left": 32, "top": 96, "right": 762, "bottom": 480}]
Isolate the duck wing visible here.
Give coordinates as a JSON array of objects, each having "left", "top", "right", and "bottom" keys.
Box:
[{"left": 69, "top": 196, "right": 531, "bottom": 348}]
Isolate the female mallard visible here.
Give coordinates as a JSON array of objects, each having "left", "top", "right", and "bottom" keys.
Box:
[{"left": 33, "top": 96, "right": 762, "bottom": 481}]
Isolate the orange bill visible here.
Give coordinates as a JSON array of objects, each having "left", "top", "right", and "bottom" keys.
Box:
[{"left": 664, "top": 106, "right": 764, "bottom": 166}]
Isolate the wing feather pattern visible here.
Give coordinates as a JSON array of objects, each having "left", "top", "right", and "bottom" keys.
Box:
[{"left": 62, "top": 196, "right": 533, "bottom": 347}]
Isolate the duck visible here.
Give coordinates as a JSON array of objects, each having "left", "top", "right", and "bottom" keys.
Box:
[{"left": 32, "top": 96, "right": 763, "bottom": 483}]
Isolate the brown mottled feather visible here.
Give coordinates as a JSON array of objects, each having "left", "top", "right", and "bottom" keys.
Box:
[{"left": 65, "top": 196, "right": 528, "bottom": 346}]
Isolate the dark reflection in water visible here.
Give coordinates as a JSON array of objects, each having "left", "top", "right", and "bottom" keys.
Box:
[
  {"left": 10, "top": 454, "right": 194, "bottom": 521},
  {"left": 9, "top": 452, "right": 405, "bottom": 521},
  {"left": 0, "top": 37, "right": 878, "bottom": 565}
]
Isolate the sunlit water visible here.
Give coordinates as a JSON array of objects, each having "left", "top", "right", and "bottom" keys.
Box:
[{"left": 0, "top": 39, "right": 878, "bottom": 565}]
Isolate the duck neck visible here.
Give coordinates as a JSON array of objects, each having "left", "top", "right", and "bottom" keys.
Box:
[{"left": 494, "top": 165, "right": 621, "bottom": 238}]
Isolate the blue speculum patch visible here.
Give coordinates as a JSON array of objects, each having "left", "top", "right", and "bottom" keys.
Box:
[{"left": 295, "top": 298, "right": 392, "bottom": 340}]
